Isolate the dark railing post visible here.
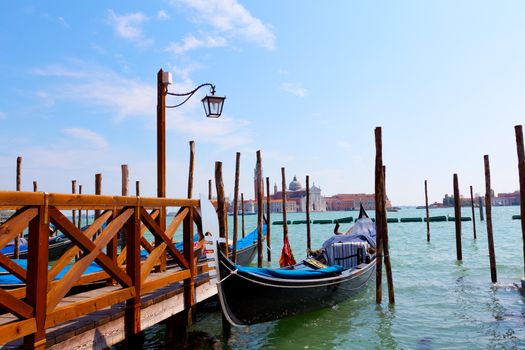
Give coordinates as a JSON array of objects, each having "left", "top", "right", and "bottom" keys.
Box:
[
  {"left": 125, "top": 201, "right": 142, "bottom": 344},
  {"left": 24, "top": 198, "right": 49, "bottom": 349}
]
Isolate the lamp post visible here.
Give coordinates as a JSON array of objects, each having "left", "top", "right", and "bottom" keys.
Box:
[{"left": 156, "top": 68, "right": 225, "bottom": 269}]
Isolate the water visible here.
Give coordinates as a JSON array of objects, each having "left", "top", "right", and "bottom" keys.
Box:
[{"left": 129, "top": 206, "right": 525, "bottom": 349}]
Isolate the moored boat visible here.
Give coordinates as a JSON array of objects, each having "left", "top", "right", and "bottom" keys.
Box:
[{"left": 213, "top": 205, "right": 376, "bottom": 326}]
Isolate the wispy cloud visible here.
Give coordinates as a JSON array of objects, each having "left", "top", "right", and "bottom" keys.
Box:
[
  {"left": 106, "top": 9, "right": 152, "bottom": 47},
  {"left": 171, "top": 0, "right": 275, "bottom": 52},
  {"left": 32, "top": 63, "right": 155, "bottom": 120},
  {"left": 165, "top": 34, "right": 227, "bottom": 54},
  {"left": 157, "top": 10, "right": 170, "bottom": 21},
  {"left": 280, "top": 83, "right": 307, "bottom": 97},
  {"left": 58, "top": 16, "right": 70, "bottom": 28},
  {"left": 62, "top": 127, "right": 108, "bottom": 148}
]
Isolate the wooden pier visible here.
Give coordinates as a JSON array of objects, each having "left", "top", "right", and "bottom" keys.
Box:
[{"left": 0, "top": 191, "right": 217, "bottom": 349}]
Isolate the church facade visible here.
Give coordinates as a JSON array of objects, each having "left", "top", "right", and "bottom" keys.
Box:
[{"left": 268, "top": 176, "right": 326, "bottom": 212}]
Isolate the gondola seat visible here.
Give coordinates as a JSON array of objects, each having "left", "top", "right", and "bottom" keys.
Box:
[{"left": 236, "top": 264, "right": 343, "bottom": 279}]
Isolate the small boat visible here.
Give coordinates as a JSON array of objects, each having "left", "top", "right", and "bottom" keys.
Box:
[
  {"left": 2, "top": 234, "right": 72, "bottom": 260},
  {"left": 212, "top": 204, "right": 377, "bottom": 326}
]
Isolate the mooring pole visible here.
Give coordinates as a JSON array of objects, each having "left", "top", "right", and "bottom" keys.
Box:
[
  {"left": 383, "top": 165, "right": 395, "bottom": 304},
  {"left": 232, "top": 152, "right": 241, "bottom": 263},
  {"left": 241, "top": 193, "right": 245, "bottom": 238},
  {"left": 208, "top": 179, "right": 212, "bottom": 200},
  {"left": 78, "top": 185, "right": 83, "bottom": 229},
  {"left": 256, "top": 151, "right": 263, "bottom": 268},
  {"left": 515, "top": 125, "right": 525, "bottom": 285},
  {"left": 453, "top": 174, "right": 462, "bottom": 261},
  {"left": 424, "top": 180, "right": 430, "bottom": 242},
  {"left": 187, "top": 141, "right": 195, "bottom": 199},
  {"left": 215, "top": 161, "right": 231, "bottom": 337},
  {"left": 72, "top": 179, "right": 77, "bottom": 226},
  {"left": 136, "top": 181, "right": 140, "bottom": 196},
  {"left": 281, "top": 167, "right": 289, "bottom": 245},
  {"left": 374, "top": 127, "right": 384, "bottom": 304},
  {"left": 470, "top": 185, "right": 477, "bottom": 239},
  {"left": 266, "top": 176, "right": 271, "bottom": 262},
  {"left": 14, "top": 156, "right": 22, "bottom": 258},
  {"left": 156, "top": 68, "right": 167, "bottom": 272},
  {"left": 306, "top": 175, "right": 311, "bottom": 253},
  {"left": 484, "top": 155, "right": 497, "bottom": 283},
  {"left": 122, "top": 164, "right": 129, "bottom": 196},
  {"left": 479, "top": 196, "right": 485, "bottom": 221},
  {"left": 33, "top": 181, "right": 37, "bottom": 192}
]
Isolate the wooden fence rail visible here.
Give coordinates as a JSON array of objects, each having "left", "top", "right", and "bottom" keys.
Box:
[{"left": 0, "top": 190, "right": 200, "bottom": 349}]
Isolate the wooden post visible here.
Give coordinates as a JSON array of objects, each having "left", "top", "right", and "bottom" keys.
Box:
[
  {"left": 484, "top": 155, "right": 497, "bottom": 283},
  {"left": 374, "top": 127, "right": 384, "bottom": 304},
  {"left": 122, "top": 164, "right": 129, "bottom": 196},
  {"left": 78, "top": 185, "right": 83, "bottom": 229},
  {"left": 156, "top": 69, "right": 167, "bottom": 272},
  {"left": 241, "top": 193, "right": 245, "bottom": 238},
  {"left": 470, "top": 185, "right": 477, "bottom": 239},
  {"left": 187, "top": 141, "right": 195, "bottom": 199},
  {"left": 183, "top": 206, "right": 195, "bottom": 326},
  {"left": 95, "top": 174, "right": 102, "bottom": 220},
  {"left": 125, "top": 200, "right": 142, "bottom": 344},
  {"left": 306, "top": 175, "right": 311, "bottom": 252},
  {"left": 14, "top": 157, "right": 22, "bottom": 259},
  {"left": 424, "top": 180, "right": 430, "bottom": 242},
  {"left": 215, "top": 162, "right": 228, "bottom": 256},
  {"left": 256, "top": 150, "right": 263, "bottom": 268},
  {"left": 136, "top": 181, "right": 140, "bottom": 196},
  {"left": 515, "top": 126, "right": 525, "bottom": 281},
  {"left": 232, "top": 152, "right": 240, "bottom": 263},
  {"left": 71, "top": 179, "right": 77, "bottom": 226},
  {"left": 24, "top": 202, "right": 49, "bottom": 349},
  {"left": 266, "top": 176, "right": 271, "bottom": 262},
  {"left": 33, "top": 181, "right": 37, "bottom": 192},
  {"left": 479, "top": 196, "right": 484, "bottom": 221},
  {"left": 281, "top": 167, "right": 289, "bottom": 252},
  {"left": 383, "top": 165, "right": 395, "bottom": 304},
  {"left": 453, "top": 174, "right": 462, "bottom": 261},
  {"left": 208, "top": 179, "right": 212, "bottom": 200}
]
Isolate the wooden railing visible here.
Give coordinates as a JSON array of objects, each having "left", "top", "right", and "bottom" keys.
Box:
[{"left": 0, "top": 190, "right": 200, "bottom": 349}]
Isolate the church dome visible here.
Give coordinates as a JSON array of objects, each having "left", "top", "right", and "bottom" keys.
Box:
[{"left": 289, "top": 176, "right": 302, "bottom": 191}]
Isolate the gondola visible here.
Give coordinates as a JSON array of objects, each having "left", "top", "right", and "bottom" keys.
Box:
[
  {"left": 1, "top": 234, "right": 72, "bottom": 260},
  {"left": 213, "top": 204, "right": 376, "bottom": 326}
]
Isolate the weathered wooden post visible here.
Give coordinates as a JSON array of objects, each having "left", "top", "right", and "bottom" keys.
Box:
[
  {"left": 424, "top": 180, "right": 430, "bottom": 242},
  {"left": 453, "top": 174, "right": 462, "bottom": 261},
  {"left": 281, "top": 167, "right": 289, "bottom": 255},
  {"left": 232, "top": 152, "right": 241, "bottom": 263},
  {"left": 215, "top": 162, "right": 228, "bottom": 256},
  {"left": 187, "top": 141, "right": 195, "bottom": 198},
  {"left": 95, "top": 174, "right": 102, "bottom": 220},
  {"left": 215, "top": 161, "right": 231, "bottom": 337},
  {"left": 266, "top": 176, "right": 271, "bottom": 262},
  {"left": 479, "top": 196, "right": 485, "bottom": 221},
  {"left": 208, "top": 179, "right": 212, "bottom": 200},
  {"left": 156, "top": 70, "right": 167, "bottom": 273},
  {"left": 515, "top": 125, "right": 525, "bottom": 287},
  {"left": 383, "top": 165, "right": 395, "bottom": 304},
  {"left": 122, "top": 164, "right": 129, "bottom": 196},
  {"left": 33, "top": 181, "right": 37, "bottom": 192},
  {"left": 256, "top": 150, "right": 263, "bottom": 268},
  {"left": 306, "top": 175, "right": 311, "bottom": 253},
  {"left": 484, "top": 155, "right": 497, "bottom": 283},
  {"left": 78, "top": 185, "right": 83, "bottom": 229},
  {"left": 14, "top": 156, "right": 22, "bottom": 259},
  {"left": 470, "top": 185, "right": 477, "bottom": 239},
  {"left": 71, "top": 179, "right": 77, "bottom": 226},
  {"left": 241, "top": 193, "right": 246, "bottom": 238},
  {"left": 136, "top": 181, "right": 140, "bottom": 196},
  {"left": 374, "top": 127, "right": 385, "bottom": 304}
]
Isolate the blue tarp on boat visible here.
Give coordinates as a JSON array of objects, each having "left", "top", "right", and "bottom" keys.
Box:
[{"left": 236, "top": 264, "right": 343, "bottom": 279}]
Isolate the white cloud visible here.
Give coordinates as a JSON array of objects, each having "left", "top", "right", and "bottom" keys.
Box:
[
  {"left": 173, "top": 0, "right": 275, "bottom": 51},
  {"left": 32, "top": 63, "right": 155, "bottom": 120},
  {"left": 157, "top": 10, "right": 170, "bottom": 20},
  {"left": 280, "top": 83, "right": 307, "bottom": 97},
  {"left": 62, "top": 127, "right": 108, "bottom": 148},
  {"left": 106, "top": 9, "right": 152, "bottom": 47},
  {"left": 165, "top": 34, "right": 227, "bottom": 54},
  {"left": 58, "top": 16, "right": 70, "bottom": 28}
]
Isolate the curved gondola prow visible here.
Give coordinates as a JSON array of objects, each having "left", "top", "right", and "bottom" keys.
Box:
[{"left": 358, "top": 203, "right": 369, "bottom": 219}]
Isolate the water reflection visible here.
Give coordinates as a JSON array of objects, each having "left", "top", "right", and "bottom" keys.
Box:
[{"left": 375, "top": 304, "right": 397, "bottom": 350}]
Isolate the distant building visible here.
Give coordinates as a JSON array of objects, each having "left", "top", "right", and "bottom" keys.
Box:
[
  {"left": 442, "top": 190, "right": 519, "bottom": 207},
  {"left": 269, "top": 176, "right": 326, "bottom": 212},
  {"left": 493, "top": 191, "right": 520, "bottom": 206},
  {"left": 325, "top": 193, "right": 391, "bottom": 211}
]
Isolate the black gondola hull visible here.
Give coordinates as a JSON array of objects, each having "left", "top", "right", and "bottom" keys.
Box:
[{"left": 217, "top": 250, "right": 376, "bottom": 326}]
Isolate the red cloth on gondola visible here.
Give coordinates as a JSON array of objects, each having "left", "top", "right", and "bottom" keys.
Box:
[{"left": 279, "top": 234, "right": 296, "bottom": 267}]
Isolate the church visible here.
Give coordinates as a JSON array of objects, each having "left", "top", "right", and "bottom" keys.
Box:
[{"left": 267, "top": 175, "right": 326, "bottom": 212}]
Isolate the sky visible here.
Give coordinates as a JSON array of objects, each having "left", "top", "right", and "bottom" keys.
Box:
[{"left": 0, "top": 1, "right": 524, "bottom": 206}]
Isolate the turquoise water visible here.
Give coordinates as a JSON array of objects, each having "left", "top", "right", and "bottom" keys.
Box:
[{"left": 135, "top": 206, "right": 525, "bottom": 349}]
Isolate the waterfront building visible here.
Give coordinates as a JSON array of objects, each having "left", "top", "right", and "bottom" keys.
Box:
[
  {"left": 325, "top": 193, "right": 392, "bottom": 211},
  {"left": 269, "top": 176, "right": 326, "bottom": 212}
]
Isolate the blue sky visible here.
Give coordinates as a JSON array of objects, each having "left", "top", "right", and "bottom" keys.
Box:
[{"left": 1, "top": 1, "right": 524, "bottom": 205}]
